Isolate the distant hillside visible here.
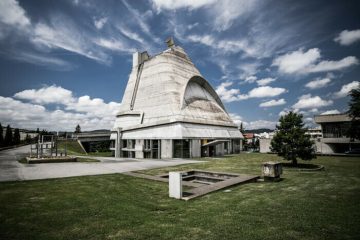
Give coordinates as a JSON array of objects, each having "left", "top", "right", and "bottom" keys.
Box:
[{"left": 244, "top": 128, "right": 273, "bottom": 133}]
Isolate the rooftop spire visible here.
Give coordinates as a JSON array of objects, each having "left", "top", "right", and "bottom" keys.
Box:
[{"left": 166, "top": 37, "right": 175, "bottom": 48}]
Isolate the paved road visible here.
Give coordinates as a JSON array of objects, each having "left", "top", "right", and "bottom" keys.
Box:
[{"left": 0, "top": 145, "right": 203, "bottom": 182}]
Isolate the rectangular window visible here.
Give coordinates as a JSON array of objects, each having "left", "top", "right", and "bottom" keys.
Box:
[
  {"left": 144, "top": 140, "right": 151, "bottom": 150},
  {"left": 173, "top": 140, "right": 190, "bottom": 158},
  {"left": 122, "top": 140, "right": 127, "bottom": 148},
  {"left": 152, "top": 140, "right": 159, "bottom": 159},
  {"left": 322, "top": 122, "right": 350, "bottom": 138},
  {"left": 127, "top": 140, "right": 135, "bottom": 149}
]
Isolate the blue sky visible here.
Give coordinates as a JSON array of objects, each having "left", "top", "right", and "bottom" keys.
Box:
[{"left": 0, "top": 0, "right": 359, "bottom": 131}]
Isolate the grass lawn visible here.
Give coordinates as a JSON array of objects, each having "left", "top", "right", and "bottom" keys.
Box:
[{"left": 1, "top": 154, "right": 360, "bottom": 240}]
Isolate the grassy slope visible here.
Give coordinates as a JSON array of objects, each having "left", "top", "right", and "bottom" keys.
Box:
[
  {"left": 0, "top": 154, "right": 360, "bottom": 240},
  {"left": 57, "top": 140, "right": 112, "bottom": 157},
  {"left": 57, "top": 140, "right": 86, "bottom": 155}
]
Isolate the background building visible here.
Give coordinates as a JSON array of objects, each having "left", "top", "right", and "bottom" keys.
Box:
[{"left": 314, "top": 113, "right": 359, "bottom": 154}]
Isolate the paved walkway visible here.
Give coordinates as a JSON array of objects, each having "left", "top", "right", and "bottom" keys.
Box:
[{"left": 0, "top": 145, "right": 204, "bottom": 182}]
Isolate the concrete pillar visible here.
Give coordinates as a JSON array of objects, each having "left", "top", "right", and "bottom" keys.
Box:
[
  {"left": 115, "top": 128, "right": 122, "bottom": 158},
  {"left": 215, "top": 143, "right": 224, "bottom": 156},
  {"left": 161, "top": 139, "right": 172, "bottom": 158},
  {"left": 191, "top": 139, "right": 201, "bottom": 158},
  {"left": 169, "top": 172, "right": 182, "bottom": 199},
  {"left": 135, "top": 139, "right": 144, "bottom": 158}
]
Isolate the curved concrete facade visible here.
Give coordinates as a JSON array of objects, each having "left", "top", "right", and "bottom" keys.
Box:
[{"left": 111, "top": 43, "right": 242, "bottom": 158}]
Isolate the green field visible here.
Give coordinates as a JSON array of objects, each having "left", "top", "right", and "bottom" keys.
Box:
[{"left": 1, "top": 154, "right": 360, "bottom": 240}]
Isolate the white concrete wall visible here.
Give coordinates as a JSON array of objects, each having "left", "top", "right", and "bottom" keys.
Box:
[
  {"left": 260, "top": 139, "right": 272, "bottom": 153},
  {"left": 315, "top": 141, "right": 335, "bottom": 154},
  {"left": 122, "top": 122, "right": 241, "bottom": 140},
  {"left": 161, "top": 139, "right": 173, "bottom": 158}
]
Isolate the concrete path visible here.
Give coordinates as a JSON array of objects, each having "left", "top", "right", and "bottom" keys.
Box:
[{"left": 0, "top": 145, "right": 204, "bottom": 182}]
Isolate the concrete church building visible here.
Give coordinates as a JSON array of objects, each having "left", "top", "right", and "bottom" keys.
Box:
[{"left": 110, "top": 39, "right": 243, "bottom": 159}]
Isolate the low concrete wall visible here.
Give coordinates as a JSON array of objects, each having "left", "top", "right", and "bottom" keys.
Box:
[{"left": 26, "top": 157, "right": 77, "bottom": 164}]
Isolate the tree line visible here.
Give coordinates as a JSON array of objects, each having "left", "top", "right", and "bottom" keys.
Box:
[{"left": 0, "top": 124, "right": 44, "bottom": 148}]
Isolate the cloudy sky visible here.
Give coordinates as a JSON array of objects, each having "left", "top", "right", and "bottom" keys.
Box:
[{"left": 0, "top": 0, "right": 359, "bottom": 131}]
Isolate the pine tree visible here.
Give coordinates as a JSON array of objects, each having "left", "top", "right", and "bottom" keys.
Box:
[
  {"left": 239, "top": 122, "right": 244, "bottom": 134},
  {"left": 34, "top": 128, "right": 39, "bottom": 141},
  {"left": 4, "top": 125, "right": 13, "bottom": 146},
  {"left": 270, "top": 111, "right": 316, "bottom": 165},
  {"left": 75, "top": 124, "right": 81, "bottom": 133},
  {"left": 13, "top": 128, "right": 21, "bottom": 145},
  {"left": 25, "top": 134, "right": 32, "bottom": 143},
  {"left": 347, "top": 87, "right": 360, "bottom": 140},
  {"left": 0, "top": 123, "right": 3, "bottom": 147}
]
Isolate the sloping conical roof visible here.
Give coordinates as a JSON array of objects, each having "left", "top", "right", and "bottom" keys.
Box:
[{"left": 113, "top": 44, "right": 238, "bottom": 132}]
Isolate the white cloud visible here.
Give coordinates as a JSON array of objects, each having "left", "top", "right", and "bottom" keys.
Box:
[
  {"left": 273, "top": 48, "right": 358, "bottom": 74},
  {"left": 95, "top": 38, "right": 135, "bottom": 53},
  {"left": 66, "top": 95, "right": 121, "bottom": 118},
  {"left": 151, "top": 0, "right": 215, "bottom": 11},
  {"left": 321, "top": 109, "right": 340, "bottom": 115},
  {"left": 14, "top": 85, "right": 74, "bottom": 105},
  {"left": 0, "top": 0, "right": 115, "bottom": 67},
  {"left": 187, "top": 34, "right": 259, "bottom": 57},
  {"left": 257, "top": 77, "right": 276, "bottom": 86},
  {"left": 215, "top": 83, "right": 286, "bottom": 102},
  {"left": 237, "top": 62, "right": 261, "bottom": 78},
  {"left": 187, "top": 34, "right": 215, "bottom": 46},
  {"left": 117, "top": 25, "right": 145, "bottom": 44},
  {"left": 3, "top": 86, "right": 122, "bottom": 131},
  {"left": 304, "top": 117, "right": 313, "bottom": 122},
  {"left": 279, "top": 109, "right": 288, "bottom": 117},
  {"left": 292, "top": 94, "right": 333, "bottom": 109},
  {"left": 244, "top": 120, "right": 277, "bottom": 130},
  {"left": 244, "top": 76, "right": 257, "bottom": 83},
  {"left": 211, "top": 0, "right": 259, "bottom": 31},
  {"left": 229, "top": 113, "right": 243, "bottom": 126},
  {"left": 10, "top": 51, "right": 72, "bottom": 70},
  {"left": 0, "top": 0, "right": 30, "bottom": 28},
  {"left": 151, "top": 0, "right": 259, "bottom": 31},
  {"left": 334, "top": 29, "right": 360, "bottom": 46},
  {"left": 0, "top": 96, "right": 46, "bottom": 122},
  {"left": 334, "top": 81, "right": 360, "bottom": 98},
  {"left": 239, "top": 86, "right": 287, "bottom": 100},
  {"left": 215, "top": 82, "right": 241, "bottom": 103},
  {"left": 259, "top": 99, "right": 286, "bottom": 107},
  {"left": 32, "top": 21, "right": 110, "bottom": 64},
  {"left": 94, "top": 17, "right": 107, "bottom": 30},
  {"left": 309, "top": 56, "right": 358, "bottom": 73},
  {"left": 305, "top": 78, "right": 331, "bottom": 89},
  {"left": 123, "top": 0, "right": 160, "bottom": 42},
  {"left": 273, "top": 48, "right": 320, "bottom": 74}
]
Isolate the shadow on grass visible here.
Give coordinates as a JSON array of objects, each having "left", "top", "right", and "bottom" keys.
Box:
[{"left": 282, "top": 163, "right": 324, "bottom": 171}]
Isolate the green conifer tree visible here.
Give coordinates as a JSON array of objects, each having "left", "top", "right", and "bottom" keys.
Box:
[
  {"left": 347, "top": 87, "right": 360, "bottom": 140},
  {"left": 4, "top": 125, "right": 13, "bottom": 146},
  {"left": 0, "top": 123, "right": 3, "bottom": 147},
  {"left": 270, "top": 111, "right": 316, "bottom": 165},
  {"left": 13, "top": 128, "right": 21, "bottom": 145}
]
